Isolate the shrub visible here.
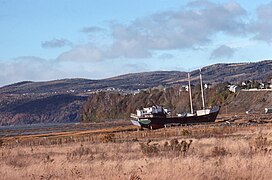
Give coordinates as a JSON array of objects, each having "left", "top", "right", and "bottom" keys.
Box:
[
  {"left": 6, "top": 154, "right": 30, "bottom": 168},
  {"left": 211, "top": 146, "right": 228, "bottom": 157},
  {"left": 140, "top": 139, "right": 193, "bottom": 157},
  {"left": 0, "top": 139, "right": 3, "bottom": 147},
  {"left": 129, "top": 173, "right": 142, "bottom": 180},
  {"left": 249, "top": 134, "right": 272, "bottom": 154},
  {"left": 67, "top": 144, "right": 94, "bottom": 161},
  {"left": 181, "top": 129, "right": 191, "bottom": 136},
  {"left": 44, "top": 154, "right": 54, "bottom": 163},
  {"left": 167, "top": 138, "right": 193, "bottom": 155},
  {"left": 101, "top": 134, "right": 115, "bottom": 143},
  {"left": 139, "top": 141, "right": 159, "bottom": 156}
]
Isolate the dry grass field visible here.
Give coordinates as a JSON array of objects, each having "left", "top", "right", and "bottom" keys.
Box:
[{"left": 1, "top": 120, "right": 272, "bottom": 179}]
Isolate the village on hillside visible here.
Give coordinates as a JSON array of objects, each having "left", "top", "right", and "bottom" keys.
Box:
[{"left": 228, "top": 79, "right": 272, "bottom": 93}]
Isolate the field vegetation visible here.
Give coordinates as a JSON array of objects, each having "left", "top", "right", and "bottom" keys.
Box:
[{"left": 1, "top": 122, "right": 272, "bottom": 179}]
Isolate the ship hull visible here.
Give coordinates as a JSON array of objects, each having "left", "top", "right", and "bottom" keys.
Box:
[{"left": 132, "top": 107, "right": 220, "bottom": 129}]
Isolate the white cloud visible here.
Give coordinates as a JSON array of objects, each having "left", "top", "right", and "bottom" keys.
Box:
[
  {"left": 3, "top": 0, "right": 270, "bottom": 86},
  {"left": 59, "top": 1, "right": 247, "bottom": 62},
  {"left": 0, "top": 55, "right": 151, "bottom": 86},
  {"left": 57, "top": 45, "right": 104, "bottom": 62},
  {"left": 250, "top": 2, "right": 272, "bottom": 43},
  {"left": 81, "top": 26, "right": 104, "bottom": 33},
  {"left": 0, "top": 57, "right": 62, "bottom": 85},
  {"left": 0, "top": 56, "right": 111, "bottom": 86},
  {"left": 41, "top": 38, "right": 72, "bottom": 48},
  {"left": 158, "top": 53, "right": 174, "bottom": 60},
  {"left": 210, "top": 45, "right": 235, "bottom": 59}
]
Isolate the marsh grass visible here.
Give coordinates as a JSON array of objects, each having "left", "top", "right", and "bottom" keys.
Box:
[
  {"left": 66, "top": 144, "right": 94, "bottom": 161},
  {"left": 1, "top": 125, "right": 272, "bottom": 179}
]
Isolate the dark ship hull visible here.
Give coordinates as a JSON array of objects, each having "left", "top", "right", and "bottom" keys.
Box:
[{"left": 131, "top": 106, "right": 220, "bottom": 129}]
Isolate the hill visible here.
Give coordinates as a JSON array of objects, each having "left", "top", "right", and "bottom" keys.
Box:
[
  {"left": 0, "top": 93, "right": 87, "bottom": 126},
  {"left": 81, "top": 86, "right": 272, "bottom": 123},
  {"left": 0, "top": 60, "right": 272, "bottom": 94},
  {"left": 0, "top": 60, "right": 272, "bottom": 125}
]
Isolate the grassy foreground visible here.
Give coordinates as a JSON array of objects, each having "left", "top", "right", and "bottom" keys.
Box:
[{"left": 1, "top": 123, "right": 272, "bottom": 180}]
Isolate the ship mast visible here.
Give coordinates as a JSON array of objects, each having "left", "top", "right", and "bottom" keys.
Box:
[
  {"left": 188, "top": 73, "right": 194, "bottom": 114},
  {"left": 199, "top": 68, "right": 205, "bottom": 110}
]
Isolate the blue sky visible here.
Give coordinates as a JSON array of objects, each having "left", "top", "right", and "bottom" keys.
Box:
[{"left": 0, "top": 0, "right": 272, "bottom": 86}]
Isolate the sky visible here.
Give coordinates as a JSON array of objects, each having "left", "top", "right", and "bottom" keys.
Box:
[{"left": 0, "top": 0, "right": 272, "bottom": 86}]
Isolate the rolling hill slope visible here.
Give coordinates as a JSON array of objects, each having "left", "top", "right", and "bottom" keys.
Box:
[
  {"left": 0, "top": 60, "right": 272, "bottom": 125},
  {"left": 0, "top": 60, "right": 271, "bottom": 94}
]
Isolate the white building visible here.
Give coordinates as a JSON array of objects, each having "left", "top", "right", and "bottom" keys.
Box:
[{"left": 229, "top": 85, "right": 241, "bottom": 93}]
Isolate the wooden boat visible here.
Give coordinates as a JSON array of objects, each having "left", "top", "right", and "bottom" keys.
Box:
[{"left": 130, "top": 70, "right": 220, "bottom": 129}]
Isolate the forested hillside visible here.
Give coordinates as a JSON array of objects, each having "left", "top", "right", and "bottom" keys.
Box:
[
  {"left": 80, "top": 84, "right": 229, "bottom": 122},
  {"left": 81, "top": 85, "right": 272, "bottom": 122}
]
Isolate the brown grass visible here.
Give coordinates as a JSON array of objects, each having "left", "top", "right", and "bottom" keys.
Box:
[{"left": 1, "top": 124, "right": 272, "bottom": 179}]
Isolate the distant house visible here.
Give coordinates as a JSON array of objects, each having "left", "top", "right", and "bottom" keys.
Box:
[
  {"left": 133, "top": 89, "right": 140, "bottom": 95},
  {"left": 265, "top": 108, "right": 272, "bottom": 114},
  {"left": 242, "top": 80, "right": 251, "bottom": 85},
  {"left": 229, "top": 85, "right": 241, "bottom": 93},
  {"left": 259, "top": 83, "right": 265, "bottom": 89},
  {"left": 241, "top": 80, "right": 251, "bottom": 89},
  {"left": 268, "top": 79, "right": 272, "bottom": 89},
  {"left": 180, "top": 85, "right": 187, "bottom": 92},
  {"left": 182, "top": 84, "right": 195, "bottom": 92},
  {"left": 204, "top": 83, "right": 212, "bottom": 89}
]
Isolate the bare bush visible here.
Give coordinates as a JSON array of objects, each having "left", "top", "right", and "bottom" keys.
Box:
[
  {"left": 101, "top": 133, "right": 115, "bottom": 143},
  {"left": 5, "top": 154, "right": 30, "bottom": 168},
  {"left": 139, "top": 140, "right": 159, "bottom": 156},
  {"left": 0, "top": 139, "right": 3, "bottom": 147},
  {"left": 249, "top": 133, "right": 272, "bottom": 154},
  {"left": 140, "top": 138, "right": 193, "bottom": 157},
  {"left": 164, "top": 138, "right": 193, "bottom": 156},
  {"left": 67, "top": 144, "right": 94, "bottom": 161},
  {"left": 181, "top": 129, "right": 191, "bottom": 136},
  {"left": 211, "top": 146, "right": 228, "bottom": 157},
  {"left": 43, "top": 154, "right": 54, "bottom": 163},
  {"left": 129, "top": 173, "right": 142, "bottom": 180}
]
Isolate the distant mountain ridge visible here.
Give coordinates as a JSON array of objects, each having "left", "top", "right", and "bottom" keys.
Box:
[
  {"left": 0, "top": 60, "right": 272, "bottom": 126},
  {"left": 1, "top": 60, "right": 272, "bottom": 94}
]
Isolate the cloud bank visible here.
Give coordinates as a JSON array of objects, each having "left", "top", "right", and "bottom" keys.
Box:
[
  {"left": 58, "top": 1, "right": 247, "bottom": 62},
  {"left": 210, "top": 45, "right": 235, "bottom": 59},
  {"left": 55, "top": 1, "right": 272, "bottom": 63},
  {"left": 57, "top": 45, "right": 104, "bottom": 62},
  {"left": 1, "top": 0, "right": 272, "bottom": 86},
  {"left": 41, "top": 38, "right": 71, "bottom": 48},
  {"left": 81, "top": 26, "right": 104, "bottom": 33},
  {"left": 0, "top": 57, "right": 62, "bottom": 85},
  {"left": 250, "top": 2, "right": 272, "bottom": 43}
]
